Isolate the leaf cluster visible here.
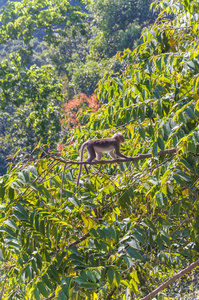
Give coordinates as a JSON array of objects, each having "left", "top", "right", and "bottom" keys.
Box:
[{"left": 0, "top": 0, "right": 199, "bottom": 299}]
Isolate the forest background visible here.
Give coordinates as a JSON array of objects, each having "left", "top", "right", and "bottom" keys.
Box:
[
  {"left": 0, "top": 0, "right": 199, "bottom": 299},
  {"left": 0, "top": 0, "right": 155, "bottom": 175}
]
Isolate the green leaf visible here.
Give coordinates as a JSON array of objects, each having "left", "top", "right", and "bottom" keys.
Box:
[
  {"left": 58, "top": 291, "right": 67, "bottom": 300},
  {"left": 156, "top": 56, "right": 162, "bottom": 71},
  {"left": 80, "top": 282, "right": 99, "bottom": 289},
  {"left": 193, "top": 75, "right": 199, "bottom": 92},
  {"left": 188, "top": 138, "right": 196, "bottom": 154},
  {"left": 163, "top": 122, "right": 171, "bottom": 136},
  {"left": 175, "top": 170, "right": 192, "bottom": 182},
  {"left": 47, "top": 265, "right": 60, "bottom": 284},
  {"left": 8, "top": 187, "right": 14, "bottom": 200},
  {"left": 173, "top": 135, "right": 178, "bottom": 147},
  {"left": 102, "top": 227, "right": 112, "bottom": 240},
  {"left": 57, "top": 252, "right": 67, "bottom": 269},
  {"left": 155, "top": 192, "right": 164, "bottom": 208},
  {"left": 87, "top": 270, "right": 96, "bottom": 283},
  {"left": 37, "top": 282, "right": 48, "bottom": 297},
  {"left": 185, "top": 107, "right": 196, "bottom": 120},
  {"left": 132, "top": 232, "right": 145, "bottom": 245},
  {"left": 14, "top": 203, "right": 28, "bottom": 217},
  {"left": 156, "top": 234, "right": 164, "bottom": 249},
  {"left": 157, "top": 137, "right": 165, "bottom": 151},
  {"left": 90, "top": 228, "right": 98, "bottom": 238},
  {"left": 42, "top": 275, "right": 54, "bottom": 290},
  {"left": 61, "top": 284, "right": 69, "bottom": 297},
  {"left": 161, "top": 234, "right": 171, "bottom": 246},
  {"left": 34, "top": 288, "right": 41, "bottom": 300},
  {"left": 126, "top": 248, "right": 143, "bottom": 260},
  {"left": 67, "top": 197, "right": 81, "bottom": 207},
  {"left": 115, "top": 272, "right": 121, "bottom": 286},
  {"left": 173, "top": 174, "right": 184, "bottom": 185},
  {"left": 139, "top": 126, "right": 145, "bottom": 139},
  {"left": 67, "top": 247, "right": 83, "bottom": 257},
  {"left": 36, "top": 254, "right": 42, "bottom": 270},
  {"left": 196, "top": 163, "right": 199, "bottom": 176},
  {"left": 147, "top": 125, "right": 154, "bottom": 137},
  {"left": 13, "top": 211, "right": 29, "bottom": 221},
  {"left": 152, "top": 142, "right": 158, "bottom": 156},
  {"left": 142, "top": 219, "right": 156, "bottom": 231},
  {"left": 74, "top": 276, "right": 88, "bottom": 284},
  {"left": 109, "top": 226, "right": 117, "bottom": 240},
  {"left": 99, "top": 241, "right": 108, "bottom": 252},
  {"left": 4, "top": 219, "right": 18, "bottom": 231},
  {"left": 127, "top": 239, "right": 141, "bottom": 250},
  {"left": 97, "top": 228, "right": 106, "bottom": 239},
  {"left": 107, "top": 268, "right": 114, "bottom": 285},
  {"left": 30, "top": 183, "right": 50, "bottom": 198},
  {"left": 23, "top": 169, "right": 31, "bottom": 183}
]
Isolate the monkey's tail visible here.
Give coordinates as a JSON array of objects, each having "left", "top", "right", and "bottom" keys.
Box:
[{"left": 76, "top": 142, "right": 87, "bottom": 187}]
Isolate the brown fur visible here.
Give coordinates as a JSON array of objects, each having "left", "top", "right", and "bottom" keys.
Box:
[{"left": 76, "top": 132, "right": 129, "bottom": 187}]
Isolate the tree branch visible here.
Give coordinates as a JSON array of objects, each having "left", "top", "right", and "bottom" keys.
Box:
[
  {"left": 60, "top": 163, "right": 67, "bottom": 208},
  {"left": 141, "top": 259, "right": 199, "bottom": 300},
  {"left": 170, "top": 218, "right": 193, "bottom": 237},
  {"left": 44, "top": 293, "right": 55, "bottom": 300},
  {"left": 68, "top": 233, "right": 90, "bottom": 247},
  {"left": 42, "top": 147, "right": 177, "bottom": 166},
  {"left": 0, "top": 264, "right": 16, "bottom": 272}
]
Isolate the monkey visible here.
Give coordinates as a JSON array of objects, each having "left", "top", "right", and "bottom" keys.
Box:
[{"left": 76, "top": 132, "right": 131, "bottom": 187}]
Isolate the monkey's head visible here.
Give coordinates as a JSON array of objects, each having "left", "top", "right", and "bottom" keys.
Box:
[{"left": 113, "top": 132, "right": 125, "bottom": 143}]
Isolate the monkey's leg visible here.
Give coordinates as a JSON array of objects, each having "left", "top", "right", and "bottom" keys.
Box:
[
  {"left": 84, "top": 165, "right": 89, "bottom": 175},
  {"left": 96, "top": 152, "right": 102, "bottom": 160},
  {"left": 84, "top": 145, "right": 96, "bottom": 174},
  {"left": 115, "top": 151, "right": 131, "bottom": 159},
  {"left": 109, "top": 150, "right": 120, "bottom": 166},
  {"left": 109, "top": 150, "right": 117, "bottom": 159}
]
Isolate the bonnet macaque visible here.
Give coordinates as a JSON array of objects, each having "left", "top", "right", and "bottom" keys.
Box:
[{"left": 77, "top": 132, "right": 130, "bottom": 186}]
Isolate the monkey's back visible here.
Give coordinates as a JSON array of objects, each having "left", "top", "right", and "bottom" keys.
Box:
[{"left": 88, "top": 138, "right": 117, "bottom": 153}]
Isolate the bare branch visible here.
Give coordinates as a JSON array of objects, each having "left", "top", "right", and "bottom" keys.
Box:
[
  {"left": 141, "top": 259, "right": 199, "bottom": 300},
  {"left": 0, "top": 264, "right": 16, "bottom": 272},
  {"left": 44, "top": 293, "right": 55, "bottom": 300},
  {"left": 42, "top": 147, "right": 177, "bottom": 166},
  {"left": 68, "top": 233, "right": 90, "bottom": 247},
  {"left": 170, "top": 218, "right": 193, "bottom": 237},
  {"left": 60, "top": 163, "right": 67, "bottom": 208}
]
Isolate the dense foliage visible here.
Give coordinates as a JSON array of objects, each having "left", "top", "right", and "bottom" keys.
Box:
[
  {"left": 0, "top": 0, "right": 87, "bottom": 174},
  {"left": 0, "top": 0, "right": 199, "bottom": 299},
  {"left": 0, "top": 0, "right": 154, "bottom": 175}
]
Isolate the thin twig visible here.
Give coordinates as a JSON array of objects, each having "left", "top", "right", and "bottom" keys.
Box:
[
  {"left": 68, "top": 233, "right": 90, "bottom": 247},
  {"left": 170, "top": 218, "right": 193, "bottom": 237},
  {"left": 0, "top": 264, "right": 16, "bottom": 272},
  {"left": 140, "top": 259, "right": 199, "bottom": 300},
  {"left": 163, "top": 23, "right": 199, "bottom": 31},
  {"left": 150, "top": 154, "right": 175, "bottom": 172},
  {"left": 44, "top": 293, "right": 55, "bottom": 300},
  {"left": 107, "top": 286, "right": 117, "bottom": 300},
  {"left": 60, "top": 163, "right": 67, "bottom": 209}
]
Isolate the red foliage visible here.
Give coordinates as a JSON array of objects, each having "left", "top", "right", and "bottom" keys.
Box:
[
  {"left": 86, "top": 94, "right": 99, "bottom": 112},
  {"left": 57, "top": 141, "right": 74, "bottom": 154},
  {"left": 62, "top": 93, "right": 100, "bottom": 129},
  {"left": 64, "top": 93, "right": 99, "bottom": 113},
  {"left": 57, "top": 143, "right": 64, "bottom": 154}
]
